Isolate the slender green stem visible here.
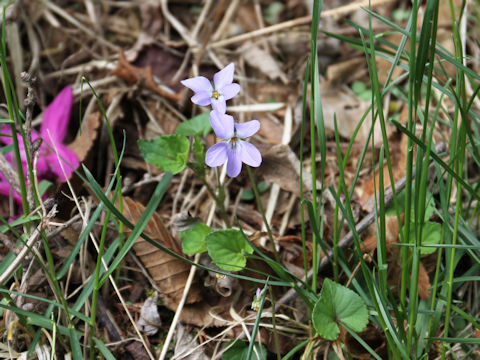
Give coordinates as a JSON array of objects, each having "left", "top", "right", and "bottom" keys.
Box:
[
  {"left": 90, "top": 209, "right": 112, "bottom": 360},
  {"left": 247, "top": 166, "right": 280, "bottom": 263},
  {"left": 268, "top": 286, "right": 282, "bottom": 360}
]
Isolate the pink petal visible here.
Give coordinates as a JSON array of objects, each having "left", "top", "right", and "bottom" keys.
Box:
[
  {"left": 214, "top": 63, "right": 235, "bottom": 89},
  {"left": 226, "top": 148, "right": 242, "bottom": 178},
  {"left": 209, "top": 111, "right": 234, "bottom": 140},
  {"left": 205, "top": 142, "right": 228, "bottom": 167},
  {"left": 235, "top": 120, "right": 260, "bottom": 139},
  {"left": 0, "top": 125, "right": 14, "bottom": 145},
  {"left": 46, "top": 144, "right": 79, "bottom": 181},
  {"left": 221, "top": 83, "right": 240, "bottom": 101},
  {"left": 181, "top": 77, "right": 212, "bottom": 93},
  {"left": 191, "top": 91, "right": 212, "bottom": 106},
  {"left": 41, "top": 86, "right": 74, "bottom": 144},
  {"left": 240, "top": 141, "right": 262, "bottom": 167}
]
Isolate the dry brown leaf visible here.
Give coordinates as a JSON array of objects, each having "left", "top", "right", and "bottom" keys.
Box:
[
  {"left": 111, "top": 51, "right": 181, "bottom": 102},
  {"left": 241, "top": 41, "right": 289, "bottom": 84},
  {"left": 320, "top": 81, "right": 384, "bottom": 146},
  {"left": 68, "top": 112, "right": 101, "bottom": 162},
  {"left": 418, "top": 261, "right": 432, "bottom": 300},
  {"left": 122, "top": 197, "right": 202, "bottom": 305}
]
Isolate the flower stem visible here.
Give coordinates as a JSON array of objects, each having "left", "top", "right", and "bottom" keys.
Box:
[{"left": 247, "top": 166, "right": 280, "bottom": 263}]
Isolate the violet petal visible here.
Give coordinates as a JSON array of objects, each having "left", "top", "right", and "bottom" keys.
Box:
[
  {"left": 191, "top": 91, "right": 212, "bottom": 106},
  {"left": 226, "top": 147, "right": 242, "bottom": 177},
  {"left": 241, "top": 141, "right": 262, "bottom": 167},
  {"left": 181, "top": 76, "right": 212, "bottom": 93},
  {"left": 221, "top": 83, "right": 240, "bottom": 101},
  {"left": 211, "top": 98, "right": 227, "bottom": 114},
  {"left": 235, "top": 120, "right": 260, "bottom": 139},
  {"left": 41, "top": 85, "right": 74, "bottom": 143},
  {"left": 213, "top": 63, "right": 235, "bottom": 90},
  {"left": 209, "top": 111, "right": 234, "bottom": 139},
  {"left": 205, "top": 142, "right": 228, "bottom": 167}
]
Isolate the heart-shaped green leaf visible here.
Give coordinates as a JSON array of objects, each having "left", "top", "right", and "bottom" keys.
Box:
[
  {"left": 180, "top": 222, "right": 211, "bottom": 254},
  {"left": 312, "top": 279, "right": 368, "bottom": 340},
  {"left": 206, "top": 229, "right": 253, "bottom": 271},
  {"left": 138, "top": 135, "right": 189, "bottom": 174}
]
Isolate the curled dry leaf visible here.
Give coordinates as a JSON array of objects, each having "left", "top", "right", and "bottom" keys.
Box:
[
  {"left": 122, "top": 197, "right": 202, "bottom": 305},
  {"left": 111, "top": 51, "right": 181, "bottom": 102},
  {"left": 68, "top": 112, "right": 101, "bottom": 162},
  {"left": 136, "top": 292, "right": 161, "bottom": 336},
  {"left": 241, "top": 41, "right": 289, "bottom": 84}
]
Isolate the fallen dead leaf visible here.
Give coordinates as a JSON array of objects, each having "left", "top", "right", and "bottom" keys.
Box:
[
  {"left": 136, "top": 292, "right": 161, "bottom": 336},
  {"left": 68, "top": 112, "right": 101, "bottom": 162},
  {"left": 241, "top": 41, "right": 289, "bottom": 84},
  {"left": 122, "top": 197, "right": 202, "bottom": 305}
]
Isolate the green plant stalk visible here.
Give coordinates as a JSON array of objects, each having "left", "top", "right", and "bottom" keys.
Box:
[
  {"left": 376, "top": 146, "right": 387, "bottom": 291},
  {"left": 300, "top": 59, "right": 310, "bottom": 280},
  {"left": 247, "top": 166, "right": 279, "bottom": 263},
  {"left": 90, "top": 209, "right": 112, "bottom": 360},
  {"left": 0, "top": 13, "right": 30, "bottom": 216},
  {"left": 309, "top": 0, "right": 324, "bottom": 294},
  {"left": 281, "top": 339, "right": 308, "bottom": 360},
  {"left": 442, "top": 1, "right": 468, "bottom": 356},
  {"left": 246, "top": 282, "right": 268, "bottom": 360},
  {"left": 39, "top": 231, "right": 77, "bottom": 336},
  {"left": 268, "top": 285, "right": 282, "bottom": 360},
  {"left": 401, "top": 0, "right": 420, "bottom": 320},
  {"left": 407, "top": 2, "right": 440, "bottom": 351},
  {"left": 82, "top": 77, "right": 124, "bottom": 281},
  {"left": 191, "top": 165, "right": 231, "bottom": 227}
]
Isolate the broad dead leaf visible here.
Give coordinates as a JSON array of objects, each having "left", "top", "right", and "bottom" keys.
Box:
[
  {"left": 68, "top": 112, "right": 101, "bottom": 162},
  {"left": 122, "top": 197, "right": 202, "bottom": 305}
]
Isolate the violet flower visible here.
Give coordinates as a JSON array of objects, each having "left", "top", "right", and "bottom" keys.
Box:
[
  {"left": 205, "top": 110, "right": 261, "bottom": 178},
  {"left": 181, "top": 63, "right": 240, "bottom": 113},
  {"left": 0, "top": 85, "right": 79, "bottom": 202}
]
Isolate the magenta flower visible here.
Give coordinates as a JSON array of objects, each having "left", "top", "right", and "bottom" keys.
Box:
[
  {"left": 0, "top": 85, "right": 79, "bottom": 202},
  {"left": 205, "top": 111, "right": 262, "bottom": 178},
  {"left": 181, "top": 63, "right": 240, "bottom": 113}
]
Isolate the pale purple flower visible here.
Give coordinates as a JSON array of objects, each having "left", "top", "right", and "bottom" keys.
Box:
[
  {"left": 205, "top": 111, "right": 261, "bottom": 178},
  {"left": 181, "top": 63, "right": 240, "bottom": 113},
  {"left": 0, "top": 86, "right": 79, "bottom": 203}
]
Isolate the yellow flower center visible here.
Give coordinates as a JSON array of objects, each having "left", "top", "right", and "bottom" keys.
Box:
[{"left": 212, "top": 90, "right": 220, "bottom": 99}]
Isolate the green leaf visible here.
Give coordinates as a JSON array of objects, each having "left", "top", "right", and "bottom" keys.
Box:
[
  {"left": 206, "top": 229, "right": 254, "bottom": 271},
  {"left": 386, "top": 187, "right": 436, "bottom": 221},
  {"left": 407, "top": 221, "right": 442, "bottom": 254},
  {"left": 222, "top": 340, "right": 267, "bottom": 360},
  {"left": 175, "top": 112, "right": 211, "bottom": 136},
  {"left": 138, "top": 135, "right": 189, "bottom": 174},
  {"left": 180, "top": 222, "right": 211, "bottom": 254},
  {"left": 38, "top": 180, "right": 52, "bottom": 197},
  {"left": 312, "top": 279, "right": 369, "bottom": 340}
]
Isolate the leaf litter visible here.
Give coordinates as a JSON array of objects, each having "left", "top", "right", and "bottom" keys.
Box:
[{"left": 0, "top": 0, "right": 478, "bottom": 358}]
